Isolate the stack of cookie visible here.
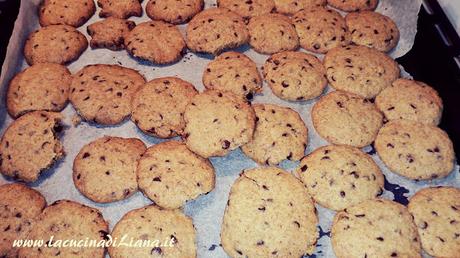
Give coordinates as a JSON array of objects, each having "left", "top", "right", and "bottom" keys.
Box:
[{"left": 1, "top": 0, "right": 459, "bottom": 257}]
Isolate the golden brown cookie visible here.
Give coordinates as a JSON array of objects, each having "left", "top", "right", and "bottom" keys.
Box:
[
  {"left": 7, "top": 63, "right": 71, "bottom": 119},
  {"left": 218, "top": 0, "right": 275, "bottom": 19},
  {"left": 39, "top": 0, "right": 96, "bottom": 27},
  {"left": 274, "top": 0, "right": 326, "bottom": 15},
  {"left": 0, "top": 111, "right": 64, "bottom": 182},
  {"left": 97, "top": 0, "right": 143, "bottom": 19},
  {"left": 131, "top": 77, "right": 198, "bottom": 138},
  {"left": 311, "top": 91, "right": 384, "bottom": 147},
  {"left": 69, "top": 64, "right": 145, "bottom": 125},
  {"left": 202, "top": 51, "right": 262, "bottom": 100},
  {"left": 73, "top": 136, "right": 146, "bottom": 203},
  {"left": 125, "top": 21, "right": 186, "bottom": 64},
  {"left": 0, "top": 184, "right": 46, "bottom": 258},
  {"left": 23, "top": 25, "right": 88, "bottom": 65},
  {"left": 327, "top": 0, "right": 379, "bottom": 12},
  {"left": 146, "top": 0, "right": 204, "bottom": 24},
  {"left": 186, "top": 8, "right": 249, "bottom": 55}
]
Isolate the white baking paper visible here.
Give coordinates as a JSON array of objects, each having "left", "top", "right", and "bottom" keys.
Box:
[{"left": 1, "top": 1, "right": 458, "bottom": 258}]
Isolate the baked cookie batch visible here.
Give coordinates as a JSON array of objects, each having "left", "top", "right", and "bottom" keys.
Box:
[{"left": 1, "top": 0, "right": 458, "bottom": 257}]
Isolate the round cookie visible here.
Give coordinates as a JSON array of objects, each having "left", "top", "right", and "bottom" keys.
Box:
[
  {"left": 312, "top": 91, "right": 384, "bottom": 147},
  {"left": 295, "top": 145, "right": 384, "bottom": 211},
  {"left": 375, "top": 78, "right": 443, "bottom": 125},
  {"left": 186, "top": 8, "right": 249, "bottom": 55},
  {"left": 108, "top": 205, "right": 196, "bottom": 258},
  {"left": 221, "top": 167, "right": 318, "bottom": 257},
  {"left": 0, "top": 111, "right": 64, "bottom": 182},
  {"left": 125, "top": 21, "right": 186, "bottom": 64},
  {"left": 146, "top": 0, "right": 204, "bottom": 24},
  {"left": 0, "top": 184, "right": 46, "bottom": 258},
  {"left": 183, "top": 90, "right": 256, "bottom": 158},
  {"left": 18, "top": 200, "right": 109, "bottom": 258},
  {"left": 293, "top": 7, "right": 351, "bottom": 54},
  {"left": 73, "top": 136, "right": 146, "bottom": 203},
  {"left": 97, "top": 0, "right": 143, "bottom": 19},
  {"left": 131, "top": 77, "right": 198, "bottom": 138},
  {"left": 274, "top": 0, "right": 326, "bottom": 15},
  {"left": 331, "top": 199, "right": 421, "bottom": 258},
  {"left": 137, "top": 141, "right": 215, "bottom": 209},
  {"left": 323, "top": 45, "right": 400, "bottom": 98},
  {"left": 39, "top": 0, "right": 95, "bottom": 27},
  {"left": 375, "top": 120, "right": 455, "bottom": 180},
  {"left": 346, "top": 11, "right": 400, "bottom": 52},
  {"left": 218, "top": 0, "right": 275, "bottom": 19},
  {"left": 327, "top": 0, "right": 379, "bottom": 12},
  {"left": 262, "top": 51, "right": 327, "bottom": 101},
  {"left": 69, "top": 64, "right": 145, "bottom": 125},
  {"left": 408, "top": 187, "right": 460, "bottom": 258},
  {"left": 247, "top": 13, "right": 299, "bottom": 54},
  {"left": 203, "top": 52, "right": 262, "bottom": 100},
  {"left": 23, "top": 25, "right": 88, "bottom": 65},
  {"left": 241, "top": 104, "right": 308, "bottom": 165},
  {"left": 87, "top": 17, "right": 136, "bottom": 51},
  {"left": 7, "top": 63, "right": 71, "bottom": 119}
]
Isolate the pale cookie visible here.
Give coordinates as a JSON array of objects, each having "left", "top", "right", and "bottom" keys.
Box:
[
  {"left": 248, "top": 13, "right": 299, "bottom": 54},
  {"left": 324, "top": 45, "right": 400, "bottom": 98},
  {"left": 0, "top": 184, "right": 46, "bottom": 258},
  {"left": 312, "top": 91, "right": 384, "bottom": 147},
  {"left": 408, "top": 187, "right": 460, "bottom": 258},
  {"left": 293, "top": 7, "right": 351, "bottom": 54},
  {"left": 70, "top": 64, "right": 145, "bottom": 125},
  {"left": 375, "top": 78, "right": 443, "bottom": 125},
  {"left": 262, "top": 51, "right": 327, "bottom": 101},
  {"left": 39, "top": 0, "right": 95, "bottom": 27},
  {"left": 0, "top": 111, "right": 64, "bottom": 182},
  {"left": 328, "top": 0, "right": 379, "bottom": 12},
  {"left": 346, "top": 11, "right": 400, "bottom": 52},
  {"left": 137, "top": 141, "right": 215, "bottom": 209},
  {"left": 125, "top": 21, "right": 186, "bottom": 64},
  {"left": 18, "top": 200, "right": 109, "bottom": 258},
  {"left": 375, "top": 120, "right": 455, "bottom": 180},
  {"left": 202, "top": 51, "right": 262, "bottom": 100},
  {"left": 218, "top": 0, "right": 275, "bottom": 19},
  {"left": 274, "top": 0, "right": 326, "bottom": 15},
  {"left": 87, "top": 17, "right": 136, "bottom": 51},
  {"left": 242, "top": 104, "right": 308, "bottom": 165},
  {"left": 7, "top": 63, "right": 71, "bottom": 119},
  {"left": 108, "top": 205, "right": 196, "bottom": 258},
  {"left": 184, "top": 90, "right": 256, "bottom": 158},
  {"left": 73, "top": 136, "right": 146, "bottom": 203},
  {"left": 97, "top": 0, "right": 143, "bottom": 19},
  {"left": 221, "top": 167, "right": 318, "bottom": 257},
  {"left": 186, "top": 8, "right": 249, "bottom": 55},
  {"left": 146, "top": 0, "right": 204, "bottom": 24},
  {"left": 295, "top": 145, "right": 384, "bottom": 211},
  {"left": 24, "top": 25, "right": 88, "bottom": 65},
  {"left": 131, "top": 77, "right": 198, "bottom": 138},
  {"left": 331, "top": 199, "right": 421, "bottom": 258}
]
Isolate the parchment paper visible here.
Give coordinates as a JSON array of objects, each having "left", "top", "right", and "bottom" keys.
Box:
[{"left": 2, "top": 1, "right": 458, "bottom": 258}]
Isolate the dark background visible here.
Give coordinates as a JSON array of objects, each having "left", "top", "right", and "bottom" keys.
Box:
[{"left": 1, "top": 0, "right": 459, "bottom": 159}]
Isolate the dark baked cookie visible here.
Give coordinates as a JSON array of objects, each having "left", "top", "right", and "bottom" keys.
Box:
[
  {"left": 87, "top": 17, "right": 136, "bottom": 51},
  {"left": 97, "top": 0, "right": 143, "bottom": 19}
]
